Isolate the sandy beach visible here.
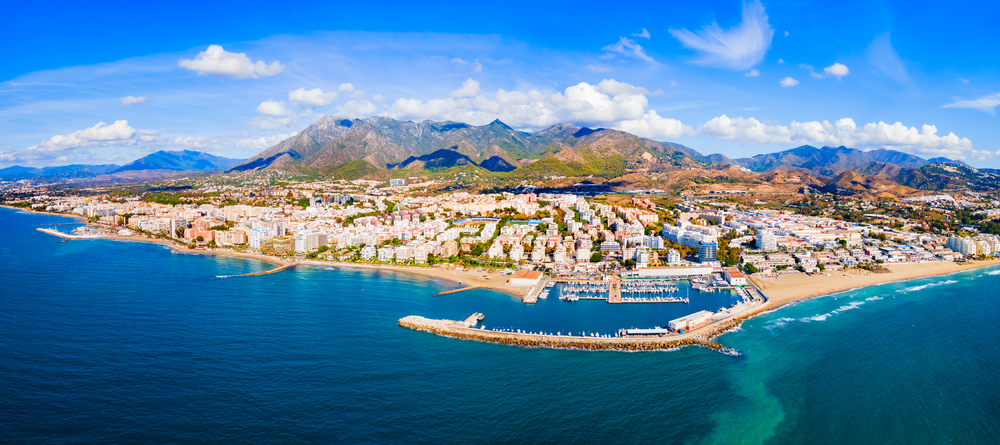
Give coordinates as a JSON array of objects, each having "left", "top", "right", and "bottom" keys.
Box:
[{"left": 753, "top": 259, "right": 1000, "bottom": 309}]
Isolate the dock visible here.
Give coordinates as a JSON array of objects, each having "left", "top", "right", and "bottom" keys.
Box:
[{"left": 521, "top": 276, "right": 550, "bottom": 304}]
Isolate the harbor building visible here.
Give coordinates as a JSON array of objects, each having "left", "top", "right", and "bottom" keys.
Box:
[
  {"left": 668, "top": 311, "right": 714, "bottom": 332},
  {"left": 509, "top": 270, "right": 543, "bottom": 287},
  {"left": 724, "top": 268, "right": 748, "bottom": 286}
]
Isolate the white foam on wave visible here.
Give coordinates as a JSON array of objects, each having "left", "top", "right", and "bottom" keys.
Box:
[
  {"left": 832, "top": 301, "right": 865, "bottom": 313},
  {"left": 764, "top": 317, "right": 796, "bottom": 331},
  {"left": 865, "top": 296, "right": 884, "bottom": 301},
  {"left": 799, "top": 313, "right": 831, "bottom": 322},
  {"left": 988, "top": 270, "right": 1000, "bottom": 276},
  {"left": 900, "top": 279, "right": 958, "bottom": 293}
]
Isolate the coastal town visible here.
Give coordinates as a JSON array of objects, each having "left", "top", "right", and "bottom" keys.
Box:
[{"left": 5, "top": 172, "right": 1000, "bottom": 349}]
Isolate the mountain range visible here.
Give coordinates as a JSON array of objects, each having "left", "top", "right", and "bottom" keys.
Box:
[
  {"left": 0, "top": 150, "right": 243, "bottom": 182},
  {"left": 5, "top": 115, "right": 996, "bottom": 197},
  {"left": 228, "top": 116, "right": 702, "bottom": 177}
]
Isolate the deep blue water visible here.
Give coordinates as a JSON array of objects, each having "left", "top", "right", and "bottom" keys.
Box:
[{"left": 2, "top": 207, "right": 999, "bottom": 444}]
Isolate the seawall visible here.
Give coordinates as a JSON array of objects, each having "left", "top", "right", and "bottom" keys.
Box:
[{"left": 398, "top": 308, "right": 766, "bottom": 353}]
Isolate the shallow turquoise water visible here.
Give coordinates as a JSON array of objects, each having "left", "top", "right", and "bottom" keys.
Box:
[{"left": 2, "top": 207, "right": 998, "bottom": 444}]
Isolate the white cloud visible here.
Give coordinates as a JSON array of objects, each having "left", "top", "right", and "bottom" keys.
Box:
[
  {"left": 632, "top": 28, "right": 651, "bottom": 39},
  {"left": 943, "top": 93, "right": 1000, "bottom": 115},
  {"left": 172, "top": 136, "right": 216, "bottom": 149},
  {"left": 349, "top": 90, "right": 366, "bottom": 100},
  {"left": 823, "top": 63, "right": 850, "bottom": 78},
  {"left": 227, "top": 132, "right": 299, "bottom": 150},
  {"left": 120, "top": 95, "right": 147, "bottom": 106},
  {"left": 669, "top": 0, "right": 773, "bottom": 70},
  {"left": 866, "top": 33, "right": 908, "bottom": 83},
  {"left": 745, "top": 69, "right": 760, "bottom": 77},
  {"left": 373, "top": 94, "right": 386, "bottom": 103},
  {"left": 249, "top": 100, "right": 294, "bottom": 129},
  {"left": 336, "top": 100, "right": 377, "bottom": 118},
  {"left": 385, "top": 79, "right": 656, "bottom": 130},
  {"left": 780, "top": 77, "right": 799, "bottom": 87},
  {"left": 596, "top": 78, "right": 649, "bottom": 95},
  {"left": 784, "top": 31, "right": 789, "bottom": 37},
  {"left": 958, "top": 78, "right": 970, "bottom": 84},
  {"left": 586, "top": 64, "right": 612, "bottom": 73},
  {"left": 288, "top": 88, "right": 338, "bottom": 106},
  {"left": 0, "top": 120, "right": 162, "bottom": 164},
  {"left": 256, "top": 100, "right": 291, "bottom": 117},
  {"left": 777, "top": 58, "right": 785, "bottom": 64},
  {"left": 699, "top": 115, "right": 975, "bottom": 158},
  {"left": 449, "top": 79, "right": 481, "bottom": 98},
  {"left": 339, "top": 83, "right": 355, "bottom": 92},
  {"left": 969, "top": 149, "right": 999, "bottom": 162},
  {"left": 601, "top": 37, "right": 655, "bottom": 63},
  {"left": 670, "top": 80, "right": 678, "bottom": 87},
  {"left": 451, "top": 57, "right": 482, "bottom": 73},
  {"left": 178, "top": 45, "right": 284, "bottom": 79},
  {"left": 618, "top": 110, "right": 695, "bottom": 139},
  {"left": 800, "top": 64, "right": 823, "bottom": 79}
]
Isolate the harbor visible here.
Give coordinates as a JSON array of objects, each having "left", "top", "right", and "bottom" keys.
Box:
[{"left": 400, "top": 273, "right": 769, "bottom": 352}]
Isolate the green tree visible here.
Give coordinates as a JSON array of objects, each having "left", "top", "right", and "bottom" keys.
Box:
[
  {"left": 744, "top": 263, "right": 759, "bottom": 274},
  {"left": 591, "top": 252, "right": 604, "bottom": 262}
]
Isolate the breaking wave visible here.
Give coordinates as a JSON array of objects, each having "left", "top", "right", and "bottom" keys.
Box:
[
  {"left": 900, "top": 280, "right": 957, "bottom": 293},
  {"left": 799, "top": 313, "right": 831, "bottom": 322},
  {"left": 865, "top": 296, "right": 884, "bottom": 301}
]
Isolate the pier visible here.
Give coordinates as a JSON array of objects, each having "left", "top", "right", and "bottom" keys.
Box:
[
  {"left": 36, "top": 228, "right": 97, "bottom": 239},
  {"left": 232, "top": 264, "right": 295, "bottom": 277},
  {"left": 435, "top": 286, "right": 483, "bottom": 295}
]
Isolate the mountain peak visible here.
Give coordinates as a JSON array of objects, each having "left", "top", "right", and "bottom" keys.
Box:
[{"left": 488, "top": 119, "right": 512, "bottom": 129}]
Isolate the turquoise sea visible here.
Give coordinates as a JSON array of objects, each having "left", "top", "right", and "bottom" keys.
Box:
[{"left": 2, "top": 207, "right": 998, "bottom": 444}]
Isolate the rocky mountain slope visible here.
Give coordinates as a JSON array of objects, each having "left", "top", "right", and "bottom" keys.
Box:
[{"left": 228, "top": 116, "right": 703, "bottom": 175}]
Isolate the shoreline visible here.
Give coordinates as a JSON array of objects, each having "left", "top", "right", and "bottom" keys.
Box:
[
  {"left": 12, "top": 206, "right": 521, "bottom": 293},
  {"left": 15, "top": 205, "right": 1000, "bottom": 348},
  {"left": 751, "top": 259, "right": 1000, "bottom": 311}
]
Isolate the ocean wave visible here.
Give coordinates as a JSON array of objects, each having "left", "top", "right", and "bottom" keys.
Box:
[
  {"left": 900, "top": 280, "right": 957, "bottom": 293},
  {"left": 764, "top": 317, "right": 796, "bottom": 331},
  {"left": 988, "top": 270, "right": 1000, "bottom": 276},
  {"left": 799, "top": 313, "right": 831, "bottom": 322},
  {"left": 832, "top": 301, "right": 865, "bottom": 313},
  {"left": 865, "top": 296, "right": 884, "bottom": 301}
]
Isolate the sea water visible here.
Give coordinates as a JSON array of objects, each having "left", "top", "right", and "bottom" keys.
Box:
[{"left": 2, "top": 207, "right": 998, "bottom": 444}]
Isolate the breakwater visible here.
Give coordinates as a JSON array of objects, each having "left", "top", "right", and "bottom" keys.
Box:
[
  {"left": 399, "top": 307, "right": 766, "bottom": 353},
  {"left": 434, "top": 286, "right": 483, "bottom": 295},
  {"left": 233, "top": 263, "right": 295, "bottom": 277}
]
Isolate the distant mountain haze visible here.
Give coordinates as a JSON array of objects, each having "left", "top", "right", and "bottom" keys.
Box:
[
  {"left": 0, "top": 150, "right": 243, "bottom": 181},
  {"left": 113, "top": 150, "right": 243, "bottom": 173}
]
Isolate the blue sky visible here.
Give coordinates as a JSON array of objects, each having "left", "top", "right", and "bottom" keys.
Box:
[{"left": 2, "top": 0, "right": 999, "bottom": 168}]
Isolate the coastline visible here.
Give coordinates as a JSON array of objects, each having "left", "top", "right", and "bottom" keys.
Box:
[
  {"left": 752, "top": 259, "right": 1000, "bottom": 310},
  {"left": 11, "top": 206, "right": 520, "bottom": 293},
  {"left": 15, "top": 205, "right": 1000, "bottom": 323}
]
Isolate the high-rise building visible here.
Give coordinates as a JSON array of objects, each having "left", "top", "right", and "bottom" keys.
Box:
[
  {"left": 756, "top": 229, "right": 777, "bottom": 251},
  {"left": 698, "top": 242, "right": 718, "bottom": 263}
]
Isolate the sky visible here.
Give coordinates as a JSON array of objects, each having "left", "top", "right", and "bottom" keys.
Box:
[{"left": 2, "top": 0, "right": 999, "bottom": 168}]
